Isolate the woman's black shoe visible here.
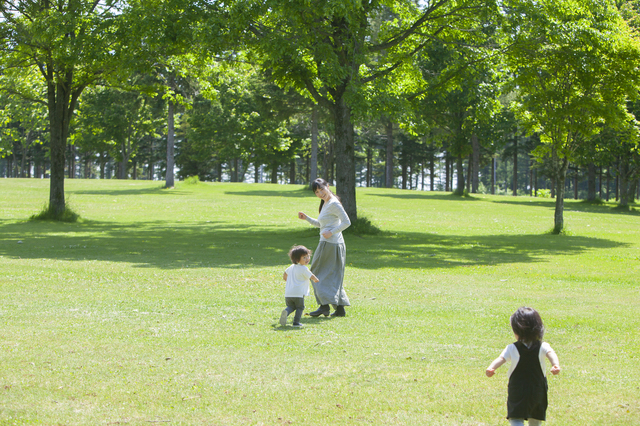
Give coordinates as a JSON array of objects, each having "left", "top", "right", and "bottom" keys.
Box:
[
  {"left": 309, "top": 305, "right": 330, "bottom": 317},
  {"left": 331, "top": 305, "right": 346, "bottom": 317}
]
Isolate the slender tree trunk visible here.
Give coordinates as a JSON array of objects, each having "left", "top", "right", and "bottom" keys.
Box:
[
  {"left": 599, "top": 166, "right": 603, "bottom": 199},
  {"left": 385, "top": 119, "right": 394, "bottom": 188},
  {"left": 512, "top": 136, "right": 518, "bottom": 196},
  {"left": 606, "top": 166, "right": 610, "bottom": 201},
  {"left": 471, "top": 134, "right": 479, "bottom": 193},
  {"left": 466, "top": 153, "right": 471, "bottom": 192},
  {"left": 166, "top": 99, "right": 175, "bottom": 188},
  {"left": 333, "top": 99, "right": 357, "bottom": 220},
  {"left": 310, "top": 107, "right": 319, "bottom": 186},
  {"left": 445, "top": 155, "right": 450, "bottom": 192},
  {"left": 366, "top": 147, "right": 372, "bottom": 187},
  {"left": 455, "top": 155, "right": 465, "bottom": 194},
  {"left": 574, "top": 171, "right": 578, "bottom": 200},
  {"left": 429, "top": 154, "right": 434, "bottom": 191},
  {"left": 401, "top": 157, "right": 407, "bottom": 189},
  {"left": 271, "top": 162, "right": 278, "bottom": 184},
  {"left": 615, "top": 159, "right": 620, "bottom": 201},
  {"left": 289, "top": 159, "right": 296, "bottom": 184},
  {"left": 48, "top": 68, "right": 80, "bottom": 216},
  {"left": 254, "top": 160, "right": 260, "bottom": 183},
  {"left": 491, "top": 157, "right": 495, "bottom": 195},
  {"left": 620, "top": 158, "right": 629, "bottom": 207},
  {"left": 552, "top": 148, "right": 569, "bottom": 233},
  {"left": 587, "top": 163, "right": 596, "bottom": 201}
]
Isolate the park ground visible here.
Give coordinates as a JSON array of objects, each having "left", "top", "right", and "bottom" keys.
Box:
[{"left": 0, "top": 178, "right": 639, "bottom": 425}]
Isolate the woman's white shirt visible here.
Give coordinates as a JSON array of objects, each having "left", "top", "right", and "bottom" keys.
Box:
[{"left": 305, "top": 197, "right": 351, "bottom": 244}]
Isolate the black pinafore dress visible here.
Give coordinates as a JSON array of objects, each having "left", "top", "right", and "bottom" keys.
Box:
[{"left": 507, "top": 341, "right": 548, "bottom": 421}]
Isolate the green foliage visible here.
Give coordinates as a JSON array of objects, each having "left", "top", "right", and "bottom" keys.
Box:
[
  {"left": 536, "top": 189, "right": 552, "bottom": 198},
  {"left": 183, "top": 175, "right": 200, "bottom": 185},
  {"left": 30, "top": 201, "right": 80, "bottom": 223},
  {"left": 344, "top": 216, "right": 381, "bottom": 236}
]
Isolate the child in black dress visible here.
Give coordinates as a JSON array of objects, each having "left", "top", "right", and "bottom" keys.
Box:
[{"left": 486, "top": 307, "right": 561, "bottom": 426}]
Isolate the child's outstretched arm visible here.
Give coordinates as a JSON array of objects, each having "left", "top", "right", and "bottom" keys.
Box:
[
  {"left": 310, "top": 273, "right": 319, "bottom": 283},
  {"left": 283, "top": 272, "right": 288, "bottom": 281},
  {"left": 546, "top": 349, "right": 561, "bottom": 375},
  {"left": 486, "top": 356, "right": 506, "bottom": 377}
]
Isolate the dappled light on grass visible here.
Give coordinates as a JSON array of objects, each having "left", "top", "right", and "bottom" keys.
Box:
[{"left": 0, "top": 220, "right": 624, "bottom": 270}]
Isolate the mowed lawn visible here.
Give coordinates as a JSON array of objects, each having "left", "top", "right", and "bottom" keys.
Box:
[{"left": 0, "top": 178, "right": 638, "bottom": 425}]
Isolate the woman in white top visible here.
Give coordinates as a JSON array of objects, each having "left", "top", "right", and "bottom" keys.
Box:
[{"left": 297, "top": 178, "right": 351, "bottom": 317}]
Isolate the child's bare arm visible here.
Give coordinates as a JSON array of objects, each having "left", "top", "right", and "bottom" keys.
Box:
[
  {"left": 486, "top": 356, "right": 506, "bottom": 377},
  {"left": 311, "top": 274, "right": 319, "bottom": 283},
  {"left": 283, "top": 272, "right": 288, "bottom": 281},
  {"left": 546, "top": 349, "right": 561, "bottom": 375}
]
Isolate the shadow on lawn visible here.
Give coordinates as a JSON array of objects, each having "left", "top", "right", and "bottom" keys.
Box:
[
  {"left": 369, "top": 191, "right": 639, "bottom": 216},
  {"left": 0, "top": 219, "right": 627, "bottom": 270},
  {"left": 70, "top": 186, "right": 190, "bottom": 197},
  {"left": 224, "top": 186, "right": 311, "bottom": 198}
]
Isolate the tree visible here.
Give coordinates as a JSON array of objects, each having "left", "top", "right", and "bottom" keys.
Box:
[
  {"left": 0, "top": 0, "right": 144, "bottom": 217},
  {"left": 504, "top": 0, "right": 640, "bottom": 232},
  {"left": 239, "top": 0, "right": 499, "bottom": 220}
]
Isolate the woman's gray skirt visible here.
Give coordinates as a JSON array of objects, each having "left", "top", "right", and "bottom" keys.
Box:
[{"left": 310, "top": 241, "right": 350, "bottom": 306}]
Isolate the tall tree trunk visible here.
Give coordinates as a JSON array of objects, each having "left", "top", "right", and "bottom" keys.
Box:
[
  {"left": 598, "top": 166, "right": 603, "bottom": 199},
  {"left": 385, "top": 118, "right": 393, "bottom": 188},
  {"left": 48, "top": 68, "right": 80, "bottom": 217},
  {"left": 619, "top": 158, "right": 629, "bottom": 207},
  {"left": 310, "top": 107, "right": 319, "bottom": 186},
  {"left": 289, "top": 159, "right": 296, "bottom": 184},
  {"left": 254, "top": 160, "right": 260, "bottom": 183},
  {"left": 552, "top": 148, "right": 569, "bottom": 234},
  {"left": 455, "top": 155, "right": 465, "bottom": 194},
  {"left": 366, "top": 147, "right": 372, "bottom": 187},
  {"left": 471, "top": 134, "right": 479, "bottom": 193},
  {"left": 491, "top": 157, "right": 495, "bottom": 195},
  {"left": 165, "top": 99, "right": 175, "bottom": 188},
  {"left": 512, "top": 136, "right": 518, "bottom": 196},
  {"left": 466, "top": 154, "right": 471, "bottom": 192},
  {"left": 587, "top": 163, "right": 596, "bottom": 201},
  {"left": 333, "top": 99, "right": 357, "bottom": 220},
  {"left": 401, "top": 156, "right": 407, "bottom": 189},
  {"left": 445, "top": 155, "right": 450, "bottom": 192},
  {"left": 429, "top": 154, "right": 435, "bottom": 191}
]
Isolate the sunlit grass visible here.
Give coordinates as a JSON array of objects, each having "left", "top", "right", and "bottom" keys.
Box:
[{"left": 0, "top": 178, "right": 638, "bottom": 425}]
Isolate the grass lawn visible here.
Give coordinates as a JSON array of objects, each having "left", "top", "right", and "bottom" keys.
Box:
[{"left": 0, "top": 178, "right": 638, "bottom": 425}]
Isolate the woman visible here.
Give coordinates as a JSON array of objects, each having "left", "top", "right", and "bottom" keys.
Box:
[{"left": 297, "top": 178, "right": 351, "bottom": 317}]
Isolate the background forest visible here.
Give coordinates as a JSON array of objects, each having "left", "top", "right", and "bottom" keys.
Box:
[{"left": 1, "top": 0, "right": 640, "bottom": 232}]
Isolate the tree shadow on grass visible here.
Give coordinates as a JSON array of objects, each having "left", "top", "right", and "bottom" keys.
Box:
[
  {"left": 224, "top": 186, "right": 311, "bottom": 198},
  {"left": 0, "top": 219, "right": 627, "bottom": 271},
  {"left": 368, "top": 191, "right": 640, "bottom": 216},
  {"left": 367, "top": 192, "right": 480, "bottom": 202},
  {"left": 489, "top": 198, "right": 640, "bottom": 216},
  {"left": 70, "top": 187, "right": 190, "bottom": 197}
]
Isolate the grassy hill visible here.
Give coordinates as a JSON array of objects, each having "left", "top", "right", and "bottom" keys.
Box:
[{"left": 1, "top": 178, "right": 638, "bottom": 425}]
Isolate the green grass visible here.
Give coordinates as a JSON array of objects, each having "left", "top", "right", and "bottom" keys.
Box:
[{"left": 0, "top": 178, "right": 639, "bottom": 425}]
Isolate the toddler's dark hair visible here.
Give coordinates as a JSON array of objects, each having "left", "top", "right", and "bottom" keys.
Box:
[
  {"left": 288, "top": 245, "right": 311, "bottom": 264},
  {"left": 510, "top": 307, "right": 545, "bottom": 343}
]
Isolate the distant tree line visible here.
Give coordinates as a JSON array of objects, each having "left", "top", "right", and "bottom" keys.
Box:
[{"left": 1, "top": 0, "right": 640, "bottom": 231}]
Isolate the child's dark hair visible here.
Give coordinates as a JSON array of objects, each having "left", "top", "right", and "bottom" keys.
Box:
[
  {"left": 288, "top": 245, "right": 311, "bottom": 264},
  {"left": 510, "top": 307, "right": 545, "bottom": 343}
]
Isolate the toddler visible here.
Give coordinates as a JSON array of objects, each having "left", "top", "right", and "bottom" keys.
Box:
[
  {"left": 486, "top": 307, "right": 561, "bottom": 426},
  {"left": 280, "top": 245, "right": 319, "bottom": 328}
]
